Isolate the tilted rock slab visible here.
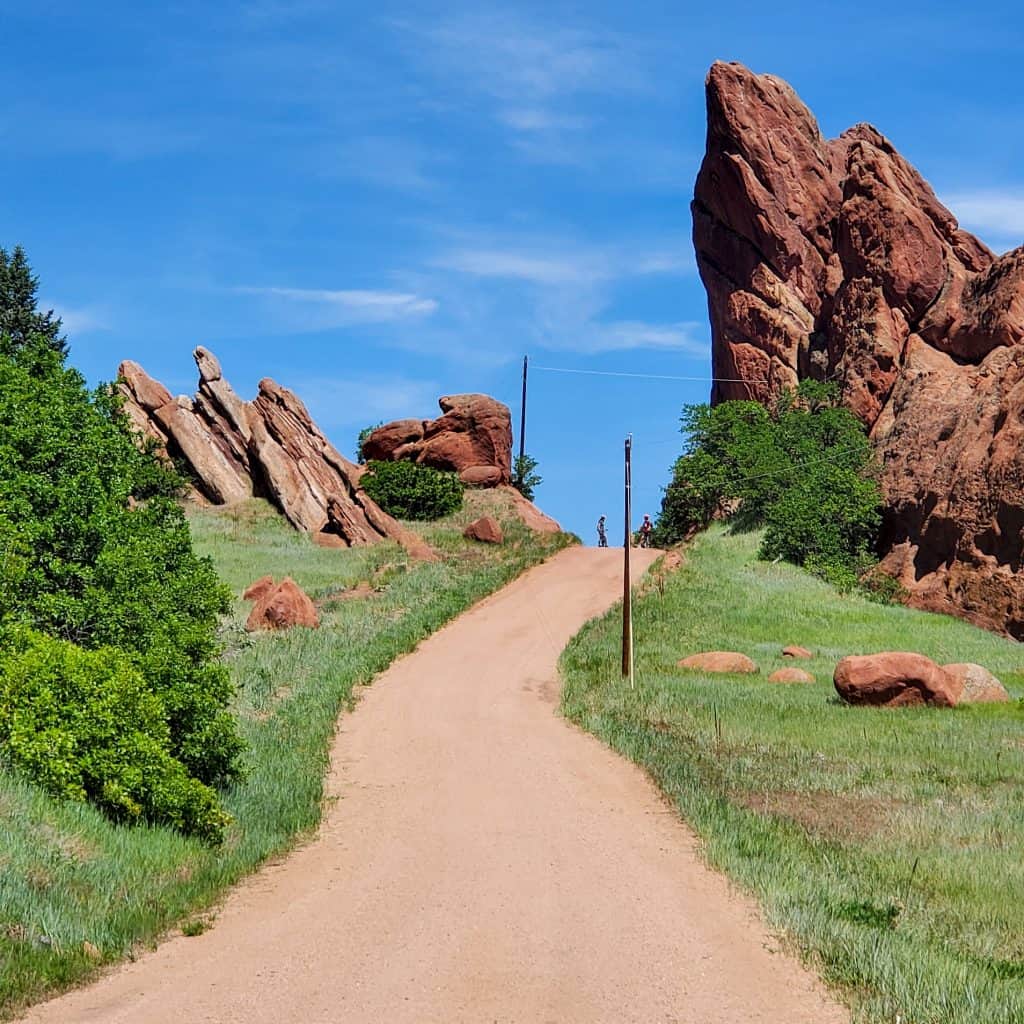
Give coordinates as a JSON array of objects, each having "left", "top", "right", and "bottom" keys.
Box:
[
  {"left": 362, "top": 394, "right": 513, "bottom": 485},
  {"left": 694, "top": 61, "right": 1024, "bottom": 636},
  {"left": 118, "top": 347, "right": 436, "bottom": 558}
]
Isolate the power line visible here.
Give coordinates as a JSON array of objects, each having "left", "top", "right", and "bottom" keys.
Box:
[{"left": 531, "top": 364, "right": 772, "bottom": 384}]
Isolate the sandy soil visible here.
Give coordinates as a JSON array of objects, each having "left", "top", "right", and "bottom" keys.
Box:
[{"left": 22, "top": 546, "right": 847, "bottom": 1024}]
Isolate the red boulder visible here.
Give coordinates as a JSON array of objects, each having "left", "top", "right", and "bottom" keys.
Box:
[
  {"left": 463, "top": 516, "right": 504, "bottom": 545},
  {"left": 833, "top": 652, "right": 962, "bottom": 707},
  {"left": 245, "top": 577, "right": 319, "bottom": 631}
]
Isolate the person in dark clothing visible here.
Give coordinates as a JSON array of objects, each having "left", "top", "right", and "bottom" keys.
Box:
[{"left": 597, "top": 515, "right": 608, "bottom": 547}]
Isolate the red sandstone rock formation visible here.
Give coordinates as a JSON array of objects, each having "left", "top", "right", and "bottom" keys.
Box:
[
  {"left": 362, "top": 394, "right": 513, "bottom": 485},
  {"left": 118, "top": 348, "right": 436, "bottom": 559},
  {"left": 694, "top": 61, "right": 1024, "bottom": 637}
]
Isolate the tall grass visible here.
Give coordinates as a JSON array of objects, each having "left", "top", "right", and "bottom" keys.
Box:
[
  {"left": 562, "top": 524, "right": 1024, "bottom": 1024},
  {"left": 0, "top": 494, "right": 569, "bottom": 1018}
]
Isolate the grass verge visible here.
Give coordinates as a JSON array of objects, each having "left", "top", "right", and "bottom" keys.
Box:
[
  {"left": 1, "top": 491, "right": 570, "bottom": 1018},
  {"left": 561, "top": 524, "right": 1024, "bottom": 1024}
]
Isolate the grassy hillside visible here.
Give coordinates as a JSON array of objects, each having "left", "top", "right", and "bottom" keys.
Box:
[
  {"left": 562, "top": 524, "right": 1024, "bottom": 1024},
  {"left": 0, "top": 493, "right": 570, "bottom": 1018}
]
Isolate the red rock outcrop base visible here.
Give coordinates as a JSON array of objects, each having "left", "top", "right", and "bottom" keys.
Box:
[{"left": 695, "top": 61, "right": 1024, "bottom": 637}]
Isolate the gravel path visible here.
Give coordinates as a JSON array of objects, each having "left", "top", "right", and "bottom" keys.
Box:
[{"left": 22, "top": 546, "right": 846, "bottom": 1023}]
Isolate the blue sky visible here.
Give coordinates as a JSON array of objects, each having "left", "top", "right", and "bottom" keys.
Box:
[{"left": 3, "top": 1, "right": 1023, "bottom": 541}]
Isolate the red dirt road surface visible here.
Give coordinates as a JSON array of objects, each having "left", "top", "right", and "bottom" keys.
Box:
[{"left": 22, "top": 547, "right": 846, "bottom": 1023}]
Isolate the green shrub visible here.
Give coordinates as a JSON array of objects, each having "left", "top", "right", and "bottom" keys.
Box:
[
  {"left": 361, "top": 460, "right": 464, "bottom": 520},
  {"left": 0, "top": 247, "right": 244, "bottom": 840},
  {"left": 0, "top": 630, "right": 229, "bottom": 843},
  {"left": 512, "top": 453, "right": 542, "bottom": 501},
  {"left": 655, "top": 381, "right": 882, "bottom": 581}
]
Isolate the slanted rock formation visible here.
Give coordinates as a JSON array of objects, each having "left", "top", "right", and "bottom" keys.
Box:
[
  {"left": 694, "top": 61, "right": 1024, "bottom": 636},
  {"left": 119, "top": 348, "right": 436, "bottom": 560},
  {"left": 363, "top": 394, "right": 513, "bottom": 485}
]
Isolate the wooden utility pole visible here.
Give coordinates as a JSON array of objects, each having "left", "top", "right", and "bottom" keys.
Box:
[
  {"left": 622, "top": 435, "right": 634, "bottom": 687},
  {"left": 517, "top": 355, "right": 528, "bottom": 482}
]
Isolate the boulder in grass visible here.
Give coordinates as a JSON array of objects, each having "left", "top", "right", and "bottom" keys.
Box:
[
  {"left": 243, "top": 574, "right": 276, "bottom": 602},
  {"left": 463, "top": 516, "right": 503, "bottom": 545},
  {"left": 782, "top": 645, "right": 813, "bottom": 659},
  {"left": 246, "top": 577, "right": 319, "bottom": 631},
  {"left": 677, "top": 652, "right": 758, "bottom": 674},
  {"left": 833, "top": 652, "right": 962, "bottom": 707},
  {"left": 942, "top": 663, "right": 1010, "bottom": 704},
  {"left": 768, "top": 667, "right": 815, "bottom": 684}
]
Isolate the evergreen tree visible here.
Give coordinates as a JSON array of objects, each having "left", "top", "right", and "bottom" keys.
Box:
[{"left": 0, "top": 245, "right": 68, "bottom": 358}]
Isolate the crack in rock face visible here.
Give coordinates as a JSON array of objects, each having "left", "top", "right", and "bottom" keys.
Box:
[{"left": 695, "top": 61, "right": 1024, "bottom": 637}]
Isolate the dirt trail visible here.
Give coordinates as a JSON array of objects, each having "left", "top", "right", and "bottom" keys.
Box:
[{"left": 23, "top": 547, "right": 846, "bottom": 1024}]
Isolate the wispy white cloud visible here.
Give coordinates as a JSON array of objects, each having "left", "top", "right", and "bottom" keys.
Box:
[
  {"left": 233, "top": 285, "right": 438, "bottom": 328},
  {"left": 48, "top": 302, "right": 111, "bottom": 335},
  {"left": 284, "top": 373, "right": 439, "bottom": 435},
  {"left": 943, "top": 190, "right": 1024, "bottom": 242},
  {"left": 433, "top": 236, "right": 694, "bottom": 288},
  {"left": 393, "top": 11, "right": 651, "bottom": 163}
]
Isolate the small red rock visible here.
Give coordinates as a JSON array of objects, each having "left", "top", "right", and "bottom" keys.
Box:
[
  {"left": 833, "top": 652, "right": 962, "bottom": 707},
  {"left": 768, "top": 668, "right": 815, "bottom": 684},
  {"left": 463, "top": 516, "right": 504, "bottom": 545},
  {"left": 246, "top": 577, "right": 319, "bottom": 631},
  {"left": 782, "top": 645, "right": 813, "bottom": 659},
  {"left": 677, "top": 652, "right": 758, "bottom": 674}
]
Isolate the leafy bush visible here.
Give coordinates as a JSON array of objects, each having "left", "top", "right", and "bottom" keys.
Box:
[
  {"left": 0, "top": 630, "right": 228, "bottom": 843},
  {"left": 654, "top": 381, "right": 882, "bottom": 581},
  {"left": 0, "top": 247, "right": 244, "bottom": 839},
  {"left": 513, "top": 453, "right": 542, "bottom": 502},
  {"left": 361, "top": 460, "right": 464, "bottom": 520}
]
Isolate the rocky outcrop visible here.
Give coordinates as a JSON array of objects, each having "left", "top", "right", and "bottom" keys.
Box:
[
  {"left": 362, "top": 394, "right": 513, "bottom": 485},
  {"left": 119, "top": 348, "right": 435, "bottom": 558},
  {"left": 694, "top": 61, "right": 1024, "bottom": 636}
]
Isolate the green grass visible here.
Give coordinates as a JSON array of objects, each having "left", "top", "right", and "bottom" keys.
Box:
[
  {"left": 561, "top": 524, "right": 1024, "bottom": 1024},
  {"left": 0, "top": 492, "right": 570, "bottom": 1018}
]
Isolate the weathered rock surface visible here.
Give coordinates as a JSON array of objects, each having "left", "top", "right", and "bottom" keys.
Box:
[
  {"left": 942, "top": 662, "right": 1011, "bottom": 704},
  {"left": 245, "top": 577, "right": 319, "bottom": 631},
  {"left": 363, "top": 394, "right": 513, "bottom": 485},
  {"left": 833, "top": 652, "right": 962, "bottom": 707},
  {"left": 463, "top": 516, "right": 504, "bottom": 545},
  {"left": 678, "top": 651, "right": 758, "bottom": 674},
  {"left": 768, "top": 667, "right": 815, "bottom": 684},
  {"left": 118, "top": 348, "right": 436, "bottom": 558},
  {"left": 695, "top": 61, "right": 1024, "bottom": 636}
]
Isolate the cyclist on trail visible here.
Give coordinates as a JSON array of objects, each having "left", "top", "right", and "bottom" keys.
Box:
[
  {"left": 597, "top": 515, "right": 608, "bottom": 548},
  {"left": 639, "top": 514, "right": 653, "bottom": 548}
]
